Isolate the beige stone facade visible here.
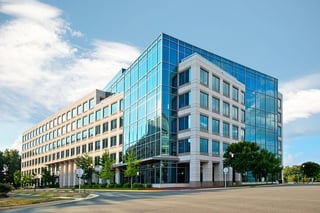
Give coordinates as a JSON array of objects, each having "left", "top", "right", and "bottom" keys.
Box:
[{"left": 21, "top": 90, "right": 123, "bottom": 187}]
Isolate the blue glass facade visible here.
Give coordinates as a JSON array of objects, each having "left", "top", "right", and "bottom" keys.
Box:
[{"left": 104, "top": 33, "right": 280, "bottom": 183}]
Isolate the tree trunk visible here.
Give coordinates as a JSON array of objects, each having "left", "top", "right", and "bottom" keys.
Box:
[{"left": 130, "top": 177, "right": 133, "bottom": 189}]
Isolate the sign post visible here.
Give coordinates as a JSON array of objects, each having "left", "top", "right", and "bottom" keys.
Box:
[
  {"left": 76, "top": 168, "right": 84, "bottom": 193},
  {"left": 223, "top": 167, "right": 229, "bottom": 189}
]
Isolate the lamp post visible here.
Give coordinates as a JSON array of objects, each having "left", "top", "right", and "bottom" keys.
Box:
[{"left": 302, "top": 164, "right": 305, "bottom": 184}]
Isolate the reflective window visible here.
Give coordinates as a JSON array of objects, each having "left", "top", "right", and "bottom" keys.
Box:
[
  {"left": 212, "top": 141, "right": 219, "bottom": 155},
  {"left": 200, "top": 91, "right": 208, "bottom": 109},
  {"left": 179, "top": 115, "right": 190, "bottom": 130},
  {"left": 103, "top": 106, "right": 109, "bottom": 117},
  {"left": 89, "top": 113, "right": 94, "bottom": 123},
  {"left": 212, "top": 96, "right": 220, "bottom": 113},
  {"left": 232, "top": 87, "right": 239, "bottom": 101},
  {"left": 223, "top": 102, "right": 230, "bottom": 117},
  {"left": 212, "top": 118, "right": 220, "bottom": 134},
  {"left": 232, "top": 106, "right": 239, "bottom": 120},
  {"left": 232, "top": 125, "right": 239, "bottom": 140},
  {"left": 111, "top": 136, "right": 117, "bottom": 147},
  {"left": 120, "top": 99, "right": 124, "bottom": 111},
  {"left": 82, "top": 130, "right": 87, "bottom": 139},
  {"left": 83, "top": 116, "right": 88, "bottom": 126},
  {"left": 95, "top": 125, "right": 101, "bottom": 135},
  {"left": 88, "top": 128, "right": 94, "bottom": 137},
  {"left": 102, "top": 138, "right": 108, "bottom": 148},
  {"left": 96, "top": 110, "right": 101, "bottom": 121},
  {"left": 223, "top": 81, "right": 230, "bottom": 97},
  {"left": 111, "top": 119, "right": 117, "bottom": 130},
  {"left": 88, "top": 143, "right": 93, "bottom": 152},
  {"left": 111, "top": 102, "right": 118, "bottom": 114},
  {"left": 223, "top": 143, "right": 228, "bottom": 153},
  {"left": 200, "top": 138, "right": 208, "bottom": 153},
  {"left": 83, "top": 102, "right": 88, "bottom": 112},
  {"left": 77, "top": 119, "right": 82, "bottom": 128},
  {"left": 200, "top": 68, "right": 209, "bottom": 86},
  {"left": 77, "top": 105, "right": 82, "bottom": 115},
  {"left": 240, "top": 128, "right": 245, "bottom": 140},
  {"left": 95, "top": 140, "right": 100, "bottom": 150},
  {"left": 240, "top": 91, "right": 245, "bottom": 104},
  {"left": 212, "top": 75, "right": 220, "bottom": 92},
  {"left": 178, "top": 138, "right": 191, "bottom": 153},
  {"left": 223, "top": 122, "right": 230, "bottom": 137},
  {"left": 278, "top": 112, "right": 282, "bottom": 123},
  {"left": 179, "top": 92, "right": 190, "bottom": 108},
  {"left": 119, "top": 134, "right": 123, "bottom": 145},
  {"left": 103, "top": 122, "right": 108, "bottom": 133},
  {"left": 200, "top": 114, "right": 208, "bottom": 131},
  {"left": 89, "top": 98, "right": 94, "bottom": 109},
  {"left": 179, "top": 68, "right": 190, "bottom": 86}
]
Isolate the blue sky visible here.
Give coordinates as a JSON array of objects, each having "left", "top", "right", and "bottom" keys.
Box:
[{"left": 0, "top": 0, "right": 319, "bottom": 166}]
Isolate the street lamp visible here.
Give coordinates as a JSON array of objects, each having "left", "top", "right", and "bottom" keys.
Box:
[{"left": 302, "top": 164, "right": 305, "bottom": 184}]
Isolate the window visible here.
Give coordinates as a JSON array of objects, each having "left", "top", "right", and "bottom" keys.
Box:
[
  {"left": 119, "top": 134, "right": 123, "bottom": 145},
  {"left": 82, "top": 145, "right": 86, "bottom": 153},
  {"left": 119, "top": 117, "right": 123, "bottom": 127},
  {"left": 178, "top": 138, "right": 191, "bottom": 153},
  {"left": 76, "top": 146, "right": 80, "bottom": 155},
  {"left": 212, "top": 118, "right": 220, "bottom": 134},
  {"left": 200, "top": 68, "right": 209, "bottom": 86},
  {"left": 223, "top": 143, "right": 228, "bottom": 153},
  {"left": 82, "top": 130, "right": 87, "bottom": 139},
  {"left": 179, "top": 115, "right": 190, "bottom": 131},
  {"left": 232, "top": 125, "right": 239, "bottom": 140},
  {"left": 111, "top": 119, "right": 117, "bottom": 130},
  {"left": 240, "top": 91, "right": 245, "bottom": 104},
  {"left": 200, "top": 138, "right": 208, "bottom": 153},
  {"left": 212, "top": 141, "right": 220, "bottom": 155},
  {"left": 212, "top": 96, "right": 220, "bottom": 113},
  {"left": 103, "top": 106, "right": 109, "bottom": 117},
  {"left": 223, "top": 122, "right": 230, "bottom": 137},
  {"left": 278, "top": 98, "right": 281, "bottom": 110},
  {"left": 77, "top": 119, "right": 82, "bottom": 128},
  {"left": 200, "top": 115, "right": 208, "bottom": 131},
  {"left": 240, "top": 110, "right": 245, "bottom": 123},
  {"left": 212, "top": 75, "right": 220, "bottom": 92},
  {"left": 96, "top": 110, "right": 101, "bottom": 121},
  {"left": 223, "top": 81, "right": 230, "bottom": 97},
  {"left": 95, "top": 140, "right": 100, "bottom": 150},
  {"left": 89, "top": 98, "right": 94, "bottom": 109},
  {"left": 179, "top": 92, "right": 190, "bottom": 108},
  {"left": 200, "top": 91, "right": 208, "bottom": 109},
  {"left": 223, "top": 102, "right": 230, "bottom": 117},
  {"left": 103, "top": 122, "right": 108, "bottom": 132},
  {"left": 111, "top": 136, "right": 117, "bottom": 147},
  {"left": 83, "top": 102, "right": 88, "bottom": 112},
  {"left": 232, "top": 87, "right": 239, "bottom": 101},
  {"left": 179, "top": 68, "right": 190, "bottom": 86},
  {"left": 95, "top": 125, "right": 101, "bottom": 135},
  {"left": 111, "top": 102, "right": 118, "bottom": 114},
  {"left": 232, "top": 106, "right": 239, "bottom": 120},
  {"left": 278, "top": 126, "right": 282, "bottom": 137},
  {"left": 89, "top": 113, "right": 94, "bottom": 123},
  {"left": 120, "top": 99, "right": 124, "bottom": 111},
  {"left": 71, "top": 148, "right": 75, "bottom": 156},
  {"left": 88, "top": 143, "right": 93, "bottom": 152},
  {"left": 278, "top": 112, "right": 282, "bottom": 123},
  {"left": 77, "top": 105, "right": 82, "bottom": 115},
  {"left": 76, "top": 132, "right": 81, "bottom": 141},
  {"left": 83, "top": 116, "right": 88, "bottom": 126},
  {"left": 102, "top": 138, "right": 108, "bottom": 148},
  {"left": 240, "top": 128, "right": 245, "bottom": 140},
  {"left": 89, "top": 128, "right": 94, "bottom": 137}
]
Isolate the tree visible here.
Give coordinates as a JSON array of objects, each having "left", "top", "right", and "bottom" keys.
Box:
[
  {"left": 1, "top": 149, "right": 21, "bottom": 186},
  {"left": 302, "top": 162, "right": 320, "bottom": 181},
  {"left": 223, "top": 141, "right": 260, "bottom": 177},
  {"left": 41, "top": 168, "right": 55, "bottom": 187},
  {"left": 22, "top": 174, "right": 33, "bottom": 187},
  {"left": 99, "top": 150, "right": 115, "bottom": 185},
  {"left": 13, "top": 170, "right": 22, "bottom": 188},
  {"left": 75, "top": 153, "right": 94, "bottom": 184},
  {"left": 252, "top": 149, "right": 282, "bottom": 183},
  {"left": 124, "top": 149, "right": 140, "bottom": 189}
]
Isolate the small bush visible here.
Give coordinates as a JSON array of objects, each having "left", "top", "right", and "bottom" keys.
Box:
[
  {"left": 115, "top": 183, "right": 122, "bottom": 188},
  {"left": 123, "top": 183, "right": 130, "bottom": 188},
  {"left": 108, "top": 183, "right": 115, "bottom": 188},
  {"left": 0, "top": 183, "right": 13, "bottom": 194},
  {"left": 132, "top": 183, "right": 144, "bottom": 189},
  {"left": 146, "top": 183, "right": 152, "bottom": 188}
]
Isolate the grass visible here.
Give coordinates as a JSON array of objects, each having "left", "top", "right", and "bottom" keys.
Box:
[{"left": 0, "top": 190, "right": 90, "bottom": 208}]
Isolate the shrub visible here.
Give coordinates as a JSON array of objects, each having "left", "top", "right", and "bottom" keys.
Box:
[
  {"left": 132, "top": 183, "right": 144, "bottom": 189},
  {"left": 146, "top": 183, "right": 152, "bottom": 188},
  {"left": 123, "top": 183, "right": 130, "bottom": 188},
  {"left": 108, "top": 183, "right": 115, "bottom": 188},
  {"left": 0, "top": 183, "right": 12, "bottom": 194},
  {"left": 115, "top": 183, "right": 122, "bottom": 188}
]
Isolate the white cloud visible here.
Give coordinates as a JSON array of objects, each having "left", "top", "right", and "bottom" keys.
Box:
[
  {"left": 283, "top": 152, "right": 303, "bottom": 166},
  {"left": 0, "top": 0, "right": 140, "bottom": 149},
  {"left": 280, "top": 73, "right": 320, "bottom": 124}
]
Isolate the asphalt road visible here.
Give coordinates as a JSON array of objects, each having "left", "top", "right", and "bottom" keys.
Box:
[{"left": 2, "top": 185, "right": 320, "bottom": 213}]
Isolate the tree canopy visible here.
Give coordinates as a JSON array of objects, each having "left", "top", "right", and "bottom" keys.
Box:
[
  {"left": 302, "top": 162, "right": 320, "bottom": 179},
  {"left": 99, "top": 150, "right": 115, "bottom": 184},
  {"left": 124, "top": 149, "right": 140, "bottom": 189},
  {"left": 223, "top": 141, "right": 282, "bottom": 182},
  {"left": 75, "top": 153, "right": 94, "bottom": 184}
]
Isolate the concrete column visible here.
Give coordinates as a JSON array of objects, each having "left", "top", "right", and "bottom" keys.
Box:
[
  {"left": 189, "top": 158, "right": 200, "bottom": 187},
  {"left": 214, "top": 161, "right": 223, "bottom": 186},
  {"left": 202, "top": 161, "right": 213, "bottom": 186},
  {"left": 115, "top": 169, "right": 120, "bottom": 184}
]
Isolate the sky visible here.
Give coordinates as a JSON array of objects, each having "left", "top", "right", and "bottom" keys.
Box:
[{"left": 0, "top": 0, "right": 319, "bottom": 166}]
